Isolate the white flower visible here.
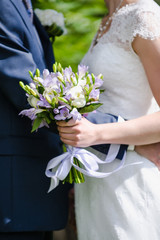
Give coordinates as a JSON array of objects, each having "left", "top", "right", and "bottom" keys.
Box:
[
  {"left": 29, "top": 82, "right": 36, "bottom": 89},
  {"left": 67, "top": 86, "right": 86, "bottom": 108},
  {"left": 34, "top": 76, "right": 44, "bottom": 84},
  {"left": 34, "top": 9, "right": 67, "bottom": 34},
  {"left": 43, "top": 69, "right": 50, "bottom": 79},
  {"left": 78, "top": 78, "right": 87, "bottom": 87},
  {"left": 27, "top": 96, "right": 39, "bottom": 108}
]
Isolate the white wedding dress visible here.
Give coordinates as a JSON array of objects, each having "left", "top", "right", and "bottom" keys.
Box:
[{"left": 75, "top": 0, "right": 160, "bottom": 239}]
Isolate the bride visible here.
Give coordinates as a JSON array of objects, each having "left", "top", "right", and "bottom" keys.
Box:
[{"left": 57, "top": 0, "right": 160, "bottom": 239}]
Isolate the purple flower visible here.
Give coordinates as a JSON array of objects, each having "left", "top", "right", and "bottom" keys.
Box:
[
  {"left": 42, "top": 72, "right": 60, "bottom": 91},
  {"left": 54, "top": 106, "right": 72, "bottom": 120},
  {"left": 65, "top": 93, "right": 72, "bottom": 101},
  {"left": 89, "top": 88, "right": 100, "bottom": 100},
  {"left": 70, "top": 108, "right": 81, "bottom": 121},
  {"left": 78, "top": 65, "right": 88, "bottom": 78},
  {"left": 38, "top": 120, "right": 49, "bottom": 130},
  {"left": 53, "top": 108, "right": 59, "bottom": 114},
  {"left": 94, "top": 76, "right": 103, "bottom": 88},
  {"left": 19, "top": 108, "right": 44, "bottom": 120},
  {"left": 63, "top": 66, "right": 73, "bottom": 80},
  {"left": 37, "top": 95, "right": 51, "bottom": 108},
  {"left": 63, "top": 81, "right": 73, "bottom": 94}
]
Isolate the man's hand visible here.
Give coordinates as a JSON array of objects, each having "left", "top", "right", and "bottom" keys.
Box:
[{"left": 135, "top": 143, "right": 160, "bottom": 170}]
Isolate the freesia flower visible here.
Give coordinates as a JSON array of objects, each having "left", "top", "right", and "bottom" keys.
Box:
[
  {"left": 77, "top": 78, "right": 87, "bottom": 87},
  {"left": 43, "top": 69, "right": 50, "bottom": 79},
  {"left": 54, "top": 106, "right": 72, "bottom": 120},
  {"left": 27, "top": 96, "right": 39, "bottom": 108},
  {"left": 89, "top": 88, "right": 100, "bottom": 100},
  {"left": 67, "top": 85, "right": 86, "bottom": 108},
  {"left": 78, "top": 65, "right": 88, "bottom": 79},
  {"left": 37, "top": 95, "right": 51, "bottom": 108},
  {"left": 70, "top": 108, "right": 82, "bottom": 121},
  {"left": 94, "top": 76, "right": 104, "bottom": 88},
  {"left": 19, "top": 108, "right": 44, "bottom": 120},
  {"left": 63, "top": 67, "right": 73, "bottom": 81}
]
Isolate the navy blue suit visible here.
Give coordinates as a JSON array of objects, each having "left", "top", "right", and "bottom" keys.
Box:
[{"left": 0, "top": 0, "right": 69, "bottom": 233}]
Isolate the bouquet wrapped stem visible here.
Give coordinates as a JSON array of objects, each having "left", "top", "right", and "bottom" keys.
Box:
[{"left": 64, "top": 158, "right": 85, "bottom": 184}]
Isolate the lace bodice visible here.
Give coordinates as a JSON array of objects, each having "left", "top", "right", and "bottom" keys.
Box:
[
  {"left": 93, "top": 0, "right": 160, "bottom": 51},
  {"left": 81, "top": 0, "right": 160, "bottom": 120}
]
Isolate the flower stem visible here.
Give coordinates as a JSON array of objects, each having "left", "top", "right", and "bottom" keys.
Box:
[
  {"left": 63, "top": 157, "right": 85, "bottom": 184},
  {"left": 73, "top": 158, "right": 85, "bottom": 184}
]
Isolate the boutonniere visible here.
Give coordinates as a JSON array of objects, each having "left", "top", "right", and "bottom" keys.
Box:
[{"left": 35, "top": 9, "right": 67, "bottom": 40}]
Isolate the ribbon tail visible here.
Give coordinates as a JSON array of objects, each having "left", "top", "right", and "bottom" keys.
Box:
[
  {"left": 71, "top": 149, "right": 126, "bottom": 178},
  {"left": 56, "top": 157, "right": 72, "bottom": 180},
  {"left": 45, "top": 152, "right": 69, "bottom": 176},
  {"left": 47, "top": 177, "right": 60, "bottom": 193},
  {"left": 101, "top": 115, "right": 125, "bottom": 163},
  {"left": 45, "top": 152, "right": 72, "bottom": 192},
  {"left": 103, "top": 144, "right": 120, "bottom": 163}
]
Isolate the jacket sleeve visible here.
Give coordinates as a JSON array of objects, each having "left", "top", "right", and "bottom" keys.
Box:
[{"left": 0, "top": 1, "right": 39, "bottom": 111}]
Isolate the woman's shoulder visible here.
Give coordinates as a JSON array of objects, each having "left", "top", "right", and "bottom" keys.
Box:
[
  {"left": 116, "top": 0, "right": 160, "bottom": 42},
  {"left": 118, "top": 0, "right": 160, "bottom": 18},
  {"left": 132, "top": 0, "right": 160, "bottom": 40}
]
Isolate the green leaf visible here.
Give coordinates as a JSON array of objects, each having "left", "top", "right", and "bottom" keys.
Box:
[
  {"left": 36, "top": 111, "right": 48, "bottom": 118},
  {"left": 37, "top": 111, "right": 52, "bottom": 124},
  {"left": 49, "top": 112, "right": 55, "bottom": 120},
  {"left": 100, "top": 89, "right": 105, "bottom": 93},
  {"left": 31, "top": 117, "right": 43, "bottom": 132},
  {"left": 79, "top": 103, "right": 103, "bottom": 114},
  {"left": 37, "top": 86, "right": 44, "bottom": 94}
]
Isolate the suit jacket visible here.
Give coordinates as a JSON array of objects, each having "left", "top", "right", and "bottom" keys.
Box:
[{"left": 0, "top": 0, "right": 69, "bottom": 232}]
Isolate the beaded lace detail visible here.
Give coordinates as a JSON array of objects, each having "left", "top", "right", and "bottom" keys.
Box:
[{"left": 92, "top": 0, "right": 160, "bottom": 51}]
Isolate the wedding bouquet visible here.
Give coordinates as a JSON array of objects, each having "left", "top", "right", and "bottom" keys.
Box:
[
  {"left": 19, "top": 62, "right": 104, "bottom": 189},
  {"left": 35, "top": 9, "right": 67, "bottom": 39}
]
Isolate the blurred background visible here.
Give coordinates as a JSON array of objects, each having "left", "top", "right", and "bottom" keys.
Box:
[
  {"left": 33, "top": 0, "right": 105, "bottom": 71},
  {"left": 32, "top": 0, "right": 160, "bottom": 72}
]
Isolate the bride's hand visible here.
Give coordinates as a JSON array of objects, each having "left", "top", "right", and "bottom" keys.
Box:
[
  {"left": 135, "top": 143, "right": 160, "bottom": 171},
  {"left": 56, "top": 117, "right": 97, "bottom": 147}
]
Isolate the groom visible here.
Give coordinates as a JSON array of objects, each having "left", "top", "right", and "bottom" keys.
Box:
[{"left": 0, "top": 0, "right": 70, "bottom": 239}]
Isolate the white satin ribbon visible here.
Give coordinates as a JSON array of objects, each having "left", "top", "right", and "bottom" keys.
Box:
[{"left": 45, "top": 144, "right": 127, "bottom": 192}]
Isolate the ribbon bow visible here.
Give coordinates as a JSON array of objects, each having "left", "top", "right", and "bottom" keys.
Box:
[{"left": 45, "top": 144, "right": 126, "bottom": 192}]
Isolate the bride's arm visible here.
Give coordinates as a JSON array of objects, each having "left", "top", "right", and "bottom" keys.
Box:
[
  {"left": 57, "top": 111, "right": 160, "bottom": 147},
  {"left": 132, "top": 36, "right": 160, "bottom": 106}
]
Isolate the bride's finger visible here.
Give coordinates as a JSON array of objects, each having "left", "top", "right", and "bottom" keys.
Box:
[
  {"left": 56, "top": 118, "right": 78, "bottom": 127},
  {"left": 59, "top": 132, "right": 77, "bottom": 140},
  {"left": 60, "top": 136, "right": 80, "bottom": 147},
  {"left": 57, "top": 126, "right": 75, "bottom": 134}
]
